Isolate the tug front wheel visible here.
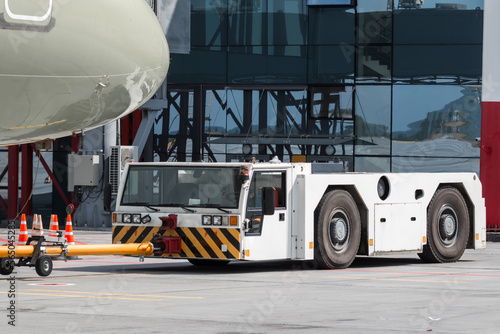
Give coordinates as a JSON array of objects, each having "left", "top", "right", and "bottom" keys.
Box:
[
  {"left": 315, "top": 190, "right": 361, "bottom": 269},
  {"left": 35, "top": 256, "right": 53, "bottom": 277},
  {"left": 0, "top": 258, "right": 15, "bottom": 275}
]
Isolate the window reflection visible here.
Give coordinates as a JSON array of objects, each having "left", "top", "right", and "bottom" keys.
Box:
[
  {"left": 228, "top": 0, "right": 307, "bottom": 46},
  {"left": 396, "top": 0, "right": 483, "bottom": 10},
  {"left": 393, "top": 45, "right": 482, "bottom": 84},
  {"left": 228, "top": 46, "right": 307, "bottom": 84},
  {"left": 394, "top": 3, "right": 483, "bottom": 45},
  {"left": 392, "top": 157, "right": 479, "bottom": 174},
  {"left": 355, "top": 86, "right": 391, "bottom": 155},
  {"left": 309, "top": 7, "right": 355, "bottom": 45},
  {"left": 392, "top": 85, "right": 481, "bottom": 157},
  {"left": 308, "top": 45, "right": 355, "bottom": 84},
  {"left": 168, "top": 47, "right": 227, "bottom": 84},
  {"left": 191, "top": 0, "right": 228, "bottom": 46},
  {"left": 357, "top": 0, "right": 392, "bottom": 44},
  {"left": 355, "top": 156, "right": 391, "bottom": 172},
  {"left": 356, "top": 46, "right": 392, "bottom": 82}
]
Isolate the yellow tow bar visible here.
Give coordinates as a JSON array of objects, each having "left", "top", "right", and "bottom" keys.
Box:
[
  {"left": 0, "top": 242, "right": 155, "bottom": 277},
  {"left": 0, "top": 242, "right": 154, "bottom": 258}
]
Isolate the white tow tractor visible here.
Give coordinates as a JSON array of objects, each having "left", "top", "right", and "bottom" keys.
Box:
[{"left": 112, "top": 160, "right": 486, "bottom": 269}]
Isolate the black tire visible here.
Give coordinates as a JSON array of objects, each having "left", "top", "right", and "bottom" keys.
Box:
[
  {"left": 188, "top": 259, "right": 230, "bottom": 266},
  {"left": 35, "top": 256, "right": 53, "bottom": 277},
  {"left": 0, "top": 258, "right": 15, "bottom": 275},
  {"left": 315, "top": 190, "right": 361, "bottom": 269},
  {"left": 419, "top": 187, "right": 470, "bottom": 263}
]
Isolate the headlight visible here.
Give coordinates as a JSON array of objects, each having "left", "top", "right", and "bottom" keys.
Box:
[
  {"left": 202, "top": 215, "right": 212, "bottom": 225},
  {"left": 123, "top": 214, "right": 132, "bottom": 223},
  {"left": 133, "top": 214, "right": 141, "bottom": 224},
  {"left": 141, "top": 215, "right": 151, "bottom": 224},
  {"left": 213, "top": 216, "right": 222, "bottom": 226}
]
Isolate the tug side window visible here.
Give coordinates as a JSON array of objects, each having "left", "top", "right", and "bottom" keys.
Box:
[{"left": 245, "top": 171, "right": 286, "bottom": 235}]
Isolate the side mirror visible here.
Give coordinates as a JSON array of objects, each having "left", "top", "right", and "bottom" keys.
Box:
[
  {"left": 103, "top": 183, "right": 112, "bottom": 212},
  {"left": 262, "top": 187, "right": 275, "bottom": 216}
]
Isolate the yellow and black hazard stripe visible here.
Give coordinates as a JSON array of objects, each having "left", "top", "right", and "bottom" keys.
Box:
[{"left": 112, "top": 225, "right": 241, "bottom": 260}]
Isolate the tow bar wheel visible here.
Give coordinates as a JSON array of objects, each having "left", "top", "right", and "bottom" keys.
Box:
[
  {"left": 0, "top": 258, "right": 15, "bottom": 275},
  {"left": 419, "top": 187, "right": 470, "bottom": 263},
  {"left": 35, "top": 256, "right": 53, "bottom": 277},
  {"left": 315, "top": 190, "right": 361, "bottom": 269}
]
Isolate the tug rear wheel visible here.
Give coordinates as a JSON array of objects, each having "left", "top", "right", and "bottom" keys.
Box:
[
  {"left": 315, "top": 190, "right": 361, "bottom": 269},
  {"left": 0, "top": 258, "right": 15, "bottom": 275},
  {"left": 419, "top": 187, "right": 470, "bottom": 263},
  {"left": 35, "top": 256, "right": 53, "bottom": 277}
]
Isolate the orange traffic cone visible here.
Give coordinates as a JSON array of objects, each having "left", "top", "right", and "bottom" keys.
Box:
[
  {"left": 65, "top": 214, "right": 75, "bottom": 245},
  {"left": 49, "top": 214, "right": 60, "bottom": 238},
  {"left": 32, "top": 214, "right": 44, "bottom": 237},
  {"left": 17, "top": 214, "right": 28, "bottom": 245}
]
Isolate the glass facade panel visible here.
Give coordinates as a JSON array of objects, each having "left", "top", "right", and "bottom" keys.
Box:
[
  {"left": 308, "top": 45, "right": 355, "bottom": 84},
  {"left": 355, "top": 156, "right": 391, "bottom": 172},
  {"left": 357, "top": 0, "right": 392, "bottom": 44},
  {"left": 355, "top": 85, "right": 391, "bottom": 155},
  {"left": 393, "top": 45, "right": 482, "bottom": 84},
  {"left": 228, "top": 0, "right": 307, "bottom": 46},
  {"left": 309, "top": 7, "right": 355, "bottom": 45},
  {"left": 228, "top": 46, "right": 307, "bottom": 84},
  {"left": 356, "top": 45, "right": 391, "bottom": 83},
  {"left": 163, "top": 0, "right": 483, "bottom": 173},
  {"left": 394, "top": 4, "right": 483, "bottom": 45},
  {"left": 392, "top": 157, "right": 480, "bottom": 174},
  {"left": 168, "top": 48, "right": 227, "bottom": 84},
  {"left": 392, "top": 85, "right": 481, "bottom": 157},
  {"left": 268, "top": 0, "right": 308, "bottom": 46},
  {"left": 191, "top": 0, "right": 228, "bottom": 46}
]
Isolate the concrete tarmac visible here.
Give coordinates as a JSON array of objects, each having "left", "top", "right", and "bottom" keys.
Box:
[{"left": 1, "top": 230, "right": 500, "bottom": 333}]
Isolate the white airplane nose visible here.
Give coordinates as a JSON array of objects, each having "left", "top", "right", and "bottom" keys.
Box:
[{"left": 0, "top": 0, "right": 169, "bottom": 145}]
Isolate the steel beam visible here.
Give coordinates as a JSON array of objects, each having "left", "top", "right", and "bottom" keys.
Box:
[
  {"left": 20, "top": 144, "right": 33, "bottom": 216},
  {"left": 7, "top": 146, "right": 19, "bottom": 220}
]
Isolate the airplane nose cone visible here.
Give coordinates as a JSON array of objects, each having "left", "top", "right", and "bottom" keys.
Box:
[{"left": 0, "top": 0, "right": 170, "bottom": 144}]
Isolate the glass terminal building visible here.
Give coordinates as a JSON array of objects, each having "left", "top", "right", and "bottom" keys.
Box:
[{"left": 158, "top": 0, "right": 483, "bottom": 174}]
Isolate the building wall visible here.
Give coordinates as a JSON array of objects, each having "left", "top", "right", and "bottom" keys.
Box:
[{"left": 163, "top": 0, "right": 483, "bottom": 173}]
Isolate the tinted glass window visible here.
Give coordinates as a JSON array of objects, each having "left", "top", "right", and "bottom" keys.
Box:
[
  {"left": 308, "top": 45, "right": 355, "bottom": 84},
  {"left": 356, "top": 45, "right": 392, "bottom": 83},
  {"left": 392, "top": 157, "right": 480, "bottom": 174},
  {"left": 355, "top": 85, "right": 391, "bottom": 155},
  {"left": 392, "top": 85, "right": 481, "bottom": 157},
  {"left": 355, "top": 156, "right": 391, "bottom": 172},
  {"left": 228, "top": 46, "right": 307, "bottom": 84},
  {"left": 357, "top": 0, "right": 392, "bottom": 44},
  {"left": 394, "top": 4, "right": 483, "bottom": 44},
  {"left": 191, "top": 0, "right": 228, "bottom": 46},
  {"left": 393, "top": 45, "right": 482, "bottom": 84},
  {"left": 228, "top": 0, "right": 307, "bottom": 46},
  {"left": 168, "top": 47, "right": 227, "bottom": 84},
  {"left": 309, "top": 8, "right": 355, "bottom": 45}
]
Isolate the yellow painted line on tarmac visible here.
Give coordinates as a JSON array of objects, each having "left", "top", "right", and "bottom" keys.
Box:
[
  {"left": 0, "top": 291, "right": 162, "bottom": 301},
  {"left": 27, "top": 289, "right": 204, "bottom": 300},
  {"left": 281, "top": 274, "right": 469, "bottom": 284}
]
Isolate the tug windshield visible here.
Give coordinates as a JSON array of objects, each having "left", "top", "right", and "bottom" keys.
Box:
[{"left": 121, "top": 166, "right": 242, "bottom": 209}]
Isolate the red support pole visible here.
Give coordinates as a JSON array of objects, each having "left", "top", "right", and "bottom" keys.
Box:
[
  {"left": 72, "top": 134, "right": 80, "bottom": 154},
  {"left": 132, "top": 109, "right": 142, "bottom": 140},
  {"left": 20, "top": 144, "right": 33, "bottom": 216},
  {"left": 121, "top": 116, "right": 131, "bottom": 145},
  {"left": 7, "top": 146, "right": 19, "bottom": 220}
]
